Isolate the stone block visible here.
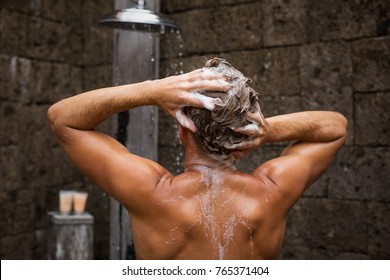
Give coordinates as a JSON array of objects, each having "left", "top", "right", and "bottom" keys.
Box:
[
  {"left": 0, "top": 102, "right": 21, "bottom": 145},
  {"left": 0, "top": 57, "right": 79, "bottom": 104},
  {"left": 82, "top": 26, "right": 113, "bottom": 66},
  {"left": 24, "top": 144, "right": 82, "bottom": 189},
  {"left": 20, "top": 134, "right": 56, "bottom": 189},
  {"left": 162, "top": 0, "right": 254, "bottom": 13},
  {"left": 0, "top": 57, "right": 80, "bottom": 104},
  {"left": 329, "top": 147, "right": 390, "bottom": 201},
  {"left": 0, "top": 188, "right": 35, "bottom": 236},
  {"left": 263, "top": 0, "right": 307, "bottom": 46},
  {"left": 65, "top": 0, "right": 82, "bottom": 25},
  {"left": 83, "top": 65, "right": 113, "bottom": 92},
  {"left": 367, "top": 202, "right": 390, "bottom": 258},
  {"left": 160, "top": 55, "right": 205, "bottom": 77},
  {"left": 33, "top": 186, "right": 55, "bottom": 229},
  {"left": 283, "top": 198, "right": 367, "bottom": 259},
  {"left": 18, "top": 104, "right": 50, "bottom": 138},
  {"left": 0, "top": 232, "right": 34, "bottom": 259},
  {"left": 352, "top": 37, "right": 390, "bottom": 92},
  {"left": 375, "top": 0, "right": 390, "bottom": 37},
  {"left": 306, "top": 0, "right": 379, "bottom": 42},
  {"left": 355, "top": 92, "right": 390, "bottom": 146},
  {"left": 279, "top": 236, "right": 309, "bottom": 259},
  {"left": 11, "top": 189, "right": 36, "bottom": 235},
  {"left": 83, "top": 0, "right": 113, "bottom": 22},
  {"left": 64, "top": 0, "right": 84, "bottom": 65},
  {"left": 0, "top": 56, "right": 37, "bottom": 103},
  {"left": 0, "top": 191, "right": 13, "bottom": 236},
  {"left": 31, "top": 61, "right": 83, "bottom": 104},
  {"left": 16, "top": 57, "right": 34, "bottom": 103},
  {"left": 66, "top": 26, "right": 84, "bottom": 65},
  {"left": 303, "top": 172, "right": 329, "bottom": 198},
  {"left": 261, "top": 95, "right": 302, "bottom": 118},
  {"left": 35, "top": 0, "right": 83, "bottom": 65},
  {"left": 0, "top": 55, "right": 12, "bottom": 100},
  {"left": 42, "top": 0, "right": 66, "bottom": 22},
  {"left": 333, "top": 252, "right": 370, "bottom": 260},
  {"left": 223, "top": 47, "right": 300, "bottom": 97},
  {"left": 171, "top": 2, "right": 263, "bottom": 55},
  {"left": 0, "top": 10, "right": 28, "bottom": 56},
  {"left": 300, "top": 42, "right": 353, "bottom": 144},
  {"left": 24, "top": 17, "right": 71, "bottom": 62},
  {"left": 82, "top": 0, "right": 113, "bottom": 65},
  {"left": 16, "top": 105, "right": 84, "bottom": 188},
  {"left": 0, "top": 0, "right": 41, "bottom": 15},
  {"left": 0, "top": 146, "right": 22, "bottom": 192}
]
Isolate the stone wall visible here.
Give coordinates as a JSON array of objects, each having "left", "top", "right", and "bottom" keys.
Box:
[
  {"left": 0, "top": 0, "right": 113, "bottom": 259},
  {"left": 1, "top": 0, "right": 389, "bottom": 260},
  {"left": 159, "top": 0, "right": 390, "bottom": 259}
]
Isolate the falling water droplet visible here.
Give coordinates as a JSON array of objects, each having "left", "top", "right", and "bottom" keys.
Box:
[{"left": 160, "top": 24, "right": 165, "bottom": 34}]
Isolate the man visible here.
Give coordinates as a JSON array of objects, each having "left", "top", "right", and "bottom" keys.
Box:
[{"left": 48, "top": 58, "right": 347, "bottom": 259}]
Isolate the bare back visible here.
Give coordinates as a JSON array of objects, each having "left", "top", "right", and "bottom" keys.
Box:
[{"left": 128, "top": 167, "right": 286, "bottom": 260}]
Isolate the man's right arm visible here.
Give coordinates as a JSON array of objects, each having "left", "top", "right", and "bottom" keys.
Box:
[
  {"left": 265, "top": 111, "right": 347, "bottom": 145},
  {"left": 253, "top": 111, "right": 348, "bottom": 214}
]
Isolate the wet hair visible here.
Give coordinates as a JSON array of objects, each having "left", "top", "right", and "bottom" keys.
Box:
[{"left": 184, "top": 57, "right": 261, "bottom": 159}]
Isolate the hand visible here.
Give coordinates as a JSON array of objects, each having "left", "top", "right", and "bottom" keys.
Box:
[
  {"left": 154, "top": 69, "right": 230, "bottom": 132},
  {"left": 223, "top": 103, "right": 268, "bottom": 156}
]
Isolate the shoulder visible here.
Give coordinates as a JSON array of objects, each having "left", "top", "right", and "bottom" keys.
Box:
[
  {"left": 225, "top": 170, "right": 277, "bottom": 198},
  {"left": 251, "top": 158, "right": 303, "bottom": 214}
]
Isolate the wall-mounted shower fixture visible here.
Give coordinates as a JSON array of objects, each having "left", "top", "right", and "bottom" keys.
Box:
[
  {"left": 99, "top": 0, "right": 180, "bottom": 33},
  {"left": 98, "top": 0, "right": 180, "bottom": 260}
]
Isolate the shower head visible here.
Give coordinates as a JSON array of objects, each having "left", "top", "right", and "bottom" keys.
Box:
[{"left": 99, "top": 0, "right": 180, "bottom": 33}]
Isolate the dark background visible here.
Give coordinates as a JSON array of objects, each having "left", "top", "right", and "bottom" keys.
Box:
[{"left": 0, "top": 0, "right": 389, "bottom": 259}]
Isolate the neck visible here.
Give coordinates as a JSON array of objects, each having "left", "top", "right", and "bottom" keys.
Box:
[
  {"left": 184, "top": 146, "right": 237, "bottom": 171},
  {"left": 181, "top": 126, "right": 238, "bottom": 171}
]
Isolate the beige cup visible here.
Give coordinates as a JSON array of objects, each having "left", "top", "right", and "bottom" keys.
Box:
[
  {"left": 73, "top": 191, "right": 88, "bottom": 214},
  {"left": 59, "top": 190, "right": 74, "bottom": 214}
]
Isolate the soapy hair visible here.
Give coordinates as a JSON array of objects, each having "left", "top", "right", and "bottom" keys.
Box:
[{"left": 184, "top": 57, "right": 261, "bottom": 159}]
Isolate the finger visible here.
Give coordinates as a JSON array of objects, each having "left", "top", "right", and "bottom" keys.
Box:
[
  {"left": 187, "top": 93, "right": 223, "bottom": 110},
  {"left": 200, "top": 68, "right": 224, "bottom": 79},
  {"left": 223, "top": 138, "right": 255, "bottom": 150},
  {"left": 176, "top": 109, "right": 196, "bottom": 133},
  {"left": 247, "top": 103, "right": 262, "bottom": 124},
  {"left": 185, "top": 69, "right": 203, "bottom": 79},
  {"left": 203, "top": 79, "right": 231, "bottom": 92},
  {"left": 185, "top": 79, "right": 230, "bottom": 93},
  {"left": 233, "top": 123, "right": 260, "bottom": 136},
  {"left": 185, "top": 69, "right": 220, "bottom": 81},
  {"left": 188, "top": 68, "right": 227, "bottom": 83},
  {"left": 247, "top": 111, "right": 262, "bottom": 125}
]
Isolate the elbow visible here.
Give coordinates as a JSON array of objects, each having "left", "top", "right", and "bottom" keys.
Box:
[
  {"left": 47, "top": 103, "right": 60, "bottom": 128},
  {"left": 338, "top": 112, "right": 348, "bottom": 129},
  {"left": 47, "top": 102, "right": 71, "bottom": 145},
  {"left": 334, "top": 112, "right": 348, "bottom": 141},
  {"left": 47, "top": 102, "right": 66, "bottom": 134}
]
